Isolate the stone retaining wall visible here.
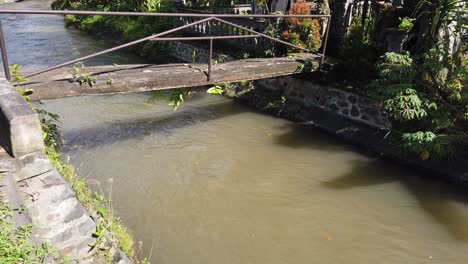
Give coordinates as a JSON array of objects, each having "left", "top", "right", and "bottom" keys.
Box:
[
  {"left": 255, "top": 76, "right": 391, "bottom": 129},
  {"left": 15, "top": 153, "right": 98, "bottom": 260}
]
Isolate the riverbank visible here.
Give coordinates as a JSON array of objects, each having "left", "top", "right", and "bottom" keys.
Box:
[
  {"left": 0, "top": 78, "right": 98, "bottom": 261},
  {"left": 0, "top": 77, "right": 134, "bottom": 263}
]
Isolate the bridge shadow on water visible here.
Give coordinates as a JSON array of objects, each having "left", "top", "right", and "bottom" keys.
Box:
[
  {"left": 63, "top": 95, "right": 249, "bottom": 150},
  {"left": 273, "top": 123, "right": 468, "bottom": 243},
  {"left": 271, "top": 123, "right": 358, "bottom": 153}
]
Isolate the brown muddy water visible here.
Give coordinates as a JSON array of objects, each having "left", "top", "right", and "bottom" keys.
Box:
[{"left": 2, "top": 1, "right": 468, "bottom": 263}]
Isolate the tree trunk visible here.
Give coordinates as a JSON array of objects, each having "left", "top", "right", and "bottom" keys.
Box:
[{"left": 327, "top": 0, "right": 355, "bottom": 55}]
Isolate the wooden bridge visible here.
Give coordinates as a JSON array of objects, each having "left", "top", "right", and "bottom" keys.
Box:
[
  {"left": 0, "top": 10, "right": 330, "bottom": 101},
  {"left": 23, "top": 54, "right": 320, "bottom": 101}
]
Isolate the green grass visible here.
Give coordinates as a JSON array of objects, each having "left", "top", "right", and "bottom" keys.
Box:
[
  {"left": 0, "top": 193, "right": 52, "bottom": 263},
  {"left": 46, "top": 146, "right": 137, "bottom": 260}
]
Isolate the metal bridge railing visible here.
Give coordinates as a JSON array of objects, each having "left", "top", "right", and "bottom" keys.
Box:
[{"left": 0, "top": 9, "right": 331, "bottom": 82}]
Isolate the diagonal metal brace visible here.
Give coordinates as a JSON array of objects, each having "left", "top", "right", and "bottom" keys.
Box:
[{"left": 24, "top": 17, "right": 216, "bottom": 78}]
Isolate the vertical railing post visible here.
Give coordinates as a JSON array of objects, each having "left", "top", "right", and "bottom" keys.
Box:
[
  {"left": 0, "top": 19, "right": 10, "bottom": 81},
  {"left": 208, "top": 37, "right": 213, "bottom": 82},
  {"left": 320, "top": 16, "right": 331, "bottom": 70}
]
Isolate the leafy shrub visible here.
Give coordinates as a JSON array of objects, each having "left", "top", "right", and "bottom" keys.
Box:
[
  {"left": 263, "top": 21, "right": 281, "bottom": 57},
  {"left": 402, "top": 131, "right": 452, "bottom": 160},
  {"left": 374, "top": 52, "right": 416, "bottom": 84},
  {"left": 280, "top": 0, "right": 321, "bottom": 52},
  {"left": 370, "top": 53, "right": 433, "bottom": 122},
  {"left": 369, "top": 0, "right": 468, "bottom": 160},
  {"left": 398, "top": 17, "right": 414, "bottom": 32},
  {"left": 369, "top": 52, "right": 466, "bottom": 160},
  {"left": 79, "top": 15, "right": 105, "bottom": 32},
  {"left": 422, "top": 48, "right": 468, "bottom": 103}
]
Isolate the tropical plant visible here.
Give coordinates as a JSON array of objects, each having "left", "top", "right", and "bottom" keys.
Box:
[
  {"left": 371, "top": 47, "right": 467, "bottom": 160},
  {"left": 371, "top": 53, "right": 431, "bottom": 121},
  {"left": 399, "top": 17, "right": 415, "bottom": 32},
  {"left": 413, "top": 0, "right": 467, "bottom": 55},
  {"left": 280, "top": 0, "right": 322, "bottom": 53},
  {"left": 369, "top": 52, "right": 458, "bottom": 160}
]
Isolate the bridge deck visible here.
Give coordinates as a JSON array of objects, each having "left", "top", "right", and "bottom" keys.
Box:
[{"left": 23, "top": 54, "right": 320, "bottom": 101}]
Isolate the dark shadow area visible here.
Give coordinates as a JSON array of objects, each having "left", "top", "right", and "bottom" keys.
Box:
[
  {"left": 0, "top": 112, "right": 12, "bottom": 156},
  {"left": 274, "top": 122, "right": 468, "bottom": 243},
  {"left": 321, "top": 161, "right": 396, "bottom": 189},
  {"left": 63, "top": 96, "right": 248, "bottom": 150},
  {"left": 272, "top": 123, "right": 356, "bottom": 153},
  {"left": 323, "top": 158, "right": 468, "bottom": 243}
]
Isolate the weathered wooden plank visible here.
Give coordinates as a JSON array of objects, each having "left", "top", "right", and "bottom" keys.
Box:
[{"left": 24, "top": 54, "right": 320, "bottom": 101}]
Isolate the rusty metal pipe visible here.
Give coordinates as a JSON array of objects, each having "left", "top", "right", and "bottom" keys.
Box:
[
  {"left": 320, "top": 17, "right": 331, "bottom": 67},
  {"left": 24, "top": 17, "right": 214, "bottom": 78},
  {"left": 0, "top": 19, "right": 10, "bottom": 81},
  {"left": 150, "top": 35, "right": 260, "bottom": 41},
  {"left": 0, "top": 9, "right": 331, "bottom": 19}
]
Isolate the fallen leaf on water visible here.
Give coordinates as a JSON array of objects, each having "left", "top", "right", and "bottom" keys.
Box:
[{"left": 326, "top": 236, "right": 333, "bottom": 241}]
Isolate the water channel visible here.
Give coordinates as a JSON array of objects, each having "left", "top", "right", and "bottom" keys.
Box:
[{"left": 2, "top": 1, "right": 468, "bottom": 263}]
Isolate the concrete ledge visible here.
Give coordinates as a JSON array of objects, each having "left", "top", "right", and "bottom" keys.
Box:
[
  {"left": 13, "top": 157, "right": 98, "bottom": 260},
  {"left": 0, "top": 78, "right": 45, "bottom": 157}
]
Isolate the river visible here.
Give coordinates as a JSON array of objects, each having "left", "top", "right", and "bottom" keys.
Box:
[{"left": 2, "top": 1, "right": 468, "bottom": 263}]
